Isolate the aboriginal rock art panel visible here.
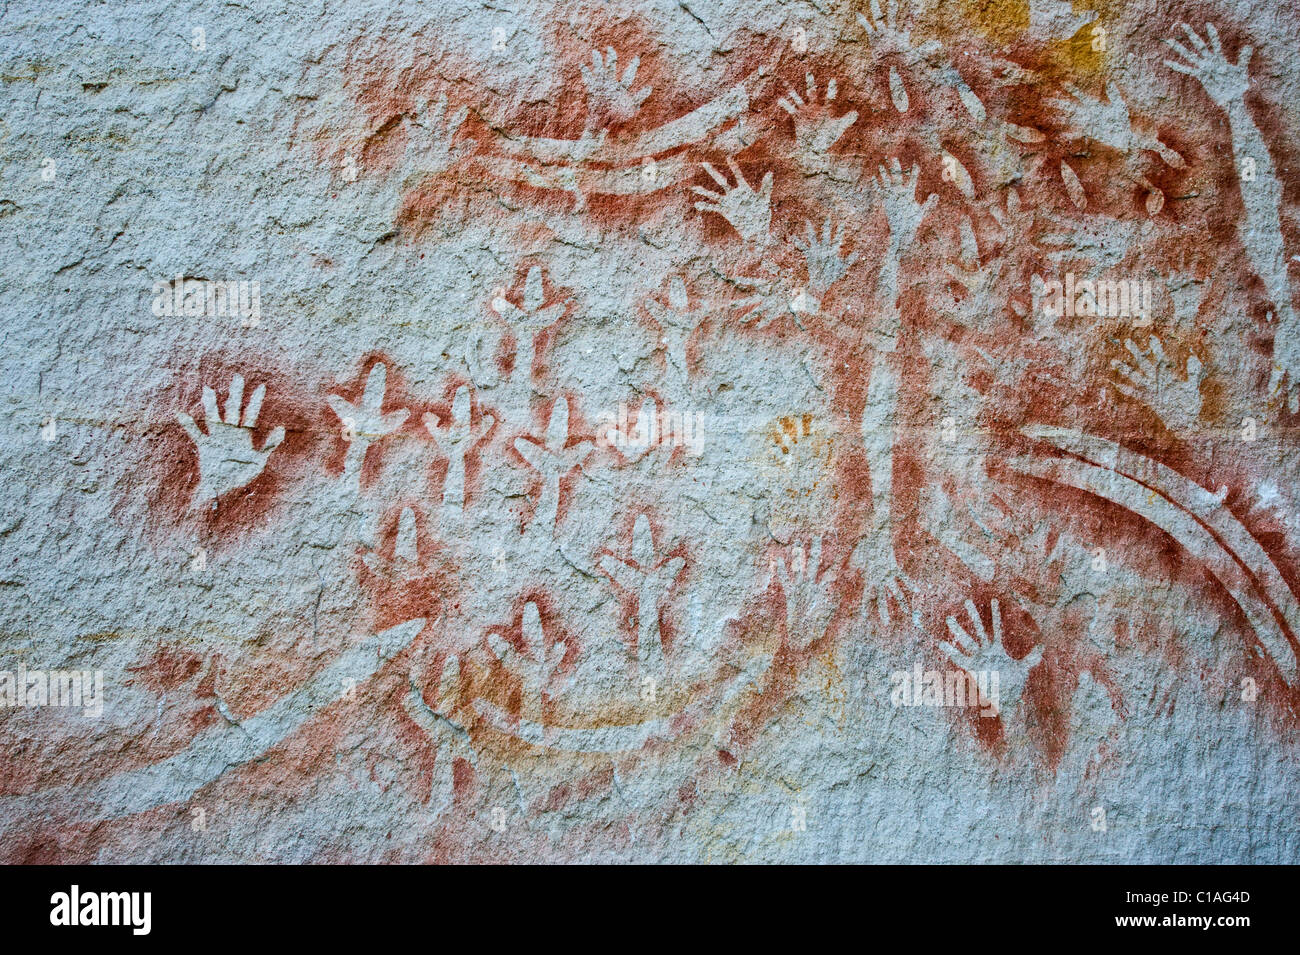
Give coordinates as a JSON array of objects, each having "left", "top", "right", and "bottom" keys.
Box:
[{"left": 3, "top": 0, "right": 1300, "bottom": 862}]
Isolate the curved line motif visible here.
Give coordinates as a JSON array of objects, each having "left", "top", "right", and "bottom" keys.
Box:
[
  {"left": 1012, "top": 425, "right": 1299, "bottom": 683},
  {"left": 491, "top": 74, "right": 764, "bottom": 166},
  {"left": 0, "top": 618, "right": 427, "bottom": 824},
  {"left": 476, "top": 64, "right": 773, "bottom": 198},
  {"left": 471, "top": 652, "right": 773, "bottom": 753}
]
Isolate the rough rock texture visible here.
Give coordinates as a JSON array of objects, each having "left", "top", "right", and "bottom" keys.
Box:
[{"left": 2, "top": 0, "right": 1299, "bottom": 863}]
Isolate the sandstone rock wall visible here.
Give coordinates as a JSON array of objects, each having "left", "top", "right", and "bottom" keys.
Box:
[{"left": 1, "top": 0, "right": 1298, "bottom": 862}]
